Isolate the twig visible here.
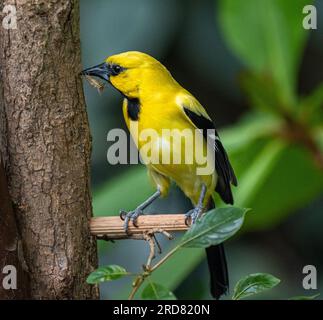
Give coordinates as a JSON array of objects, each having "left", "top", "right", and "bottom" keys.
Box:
[
  {"left": 90, "top": 214, "right": 188, "bottom": 240},
  {"left": 128, "top": 275, "right": 145, "bottom": 300},
  {"left": 153, "top": 234, "right": 162, "bottom": 254},
  {"left": 143, "top": 232, "right": 156, "bottom": 268},
  {"left": 128, "top": 228, "right": 174, "bottom": 300}
]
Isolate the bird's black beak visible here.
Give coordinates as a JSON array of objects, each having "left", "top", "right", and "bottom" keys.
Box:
[{"left": 80, "top": 62, "right": 110, "bottom": 82}]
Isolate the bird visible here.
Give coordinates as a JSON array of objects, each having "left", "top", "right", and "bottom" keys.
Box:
[{"left": 81, "top": 51, "right": 237, "bottom": 299}]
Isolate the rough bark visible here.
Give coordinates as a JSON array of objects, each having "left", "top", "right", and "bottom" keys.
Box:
[
  {"left": 0, "top": 156, "right": 31, "bottom": 299},
  {"left": 0, "top": 0, "right": 98, "bottom": 299}
]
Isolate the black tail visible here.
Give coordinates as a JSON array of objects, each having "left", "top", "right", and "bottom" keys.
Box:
[
  {"left": 206, "top": 244, "right": 229, "bottom": 299},
  {"left": 205, "top": 199, "right": 229, "bottom": 299}
]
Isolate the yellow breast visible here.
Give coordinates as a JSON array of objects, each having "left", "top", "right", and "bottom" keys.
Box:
[{"left": 122, "top": 97, "right": 216, "bottom": 205}]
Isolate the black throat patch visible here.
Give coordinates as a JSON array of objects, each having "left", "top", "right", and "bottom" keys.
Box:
[{"left": 127, "top": 98, "right": 141, "bottom": 121}]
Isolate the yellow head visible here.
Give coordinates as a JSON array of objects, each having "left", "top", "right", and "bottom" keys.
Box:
[{"left": 81, "top": 51, "right": 178, "bottom": 99}]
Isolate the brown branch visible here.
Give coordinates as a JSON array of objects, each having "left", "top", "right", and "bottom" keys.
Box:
[{"left": 90, "top": 214, "right": 188, "bottom": 240}]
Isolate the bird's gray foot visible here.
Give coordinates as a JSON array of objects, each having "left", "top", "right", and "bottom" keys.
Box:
[
  {"left": 120, "top": 208, "right": 144, "bottom": 233},
  {"left": 185, "top": 205, "right": 203, "bottom": 226},
  {"left": 119, "top": 189, "right": 161, "bottom": 234}
]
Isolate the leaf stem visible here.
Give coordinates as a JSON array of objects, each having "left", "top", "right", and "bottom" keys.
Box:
[
  {"left": 150, "top": 245, "right": 181, "bottom": 272},
  {"left": 128, "top": 276, "right": 144, "bottom": 300},
  {"left": 128, "top": 244, "right": 182, "bottom": 299}
]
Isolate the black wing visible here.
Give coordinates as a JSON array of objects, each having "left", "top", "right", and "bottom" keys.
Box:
[{"left": 183, "top": 107, "right": 237, "bottom": 204}]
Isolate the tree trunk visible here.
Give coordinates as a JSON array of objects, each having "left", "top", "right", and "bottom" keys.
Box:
[
  {"left": 0, "top": 157, "right": 31, "bottom": 299},
  {"left": 0, "top": 0, "right": 98, "bottom": 299}
]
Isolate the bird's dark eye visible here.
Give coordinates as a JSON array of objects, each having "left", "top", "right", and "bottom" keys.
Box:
[{"left": 111, "top": 64, "right": 123, "bottom": 76}]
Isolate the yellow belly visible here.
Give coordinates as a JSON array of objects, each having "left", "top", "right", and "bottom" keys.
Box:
[{"left": 123, "top": 99, "right": 216, "bottom": 205}]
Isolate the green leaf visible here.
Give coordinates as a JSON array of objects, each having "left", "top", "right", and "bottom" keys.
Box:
[
  {"left": 218, "top": 0, "right": 311, "bottom": 106},
  {"left": 181, "top": 207, "right": 248, "bottom": 248},
  {"left": 141, "top": 282, "right": 177, "bottom": 300},
  {"left": 86, "top": 265, "right": 128, "bottom": 284},
  {"left": 289, "top": 294, "right": 320, "bottom": 300},
  {"left": 232, "top": 273, "right": 281, "bottom": 300}
]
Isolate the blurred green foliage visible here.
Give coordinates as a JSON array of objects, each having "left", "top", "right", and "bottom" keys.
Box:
[
  {"left": 219, "top": 0, "right": 310, "bottom": 107},
  {"left": 81, "top": 0, "right": 323, "bottom": 299}
]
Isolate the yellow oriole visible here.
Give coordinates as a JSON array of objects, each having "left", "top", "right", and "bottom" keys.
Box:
[{"left": 82, "top": 51, "right": 237, "bottom": 299}]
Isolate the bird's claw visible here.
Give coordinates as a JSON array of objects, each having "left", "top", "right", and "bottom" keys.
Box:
[
  {"left": 119, "top": 210, "right": 127, "bottom": 220},
  {"left": 184, "top": 210, "right": 193, "bottom": 226},
  {"left": 185, "top": 206, "right": 203, "bottom": 226},
  {"left": 119, "top": 208, "right": 144, "bottom": 234}
]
